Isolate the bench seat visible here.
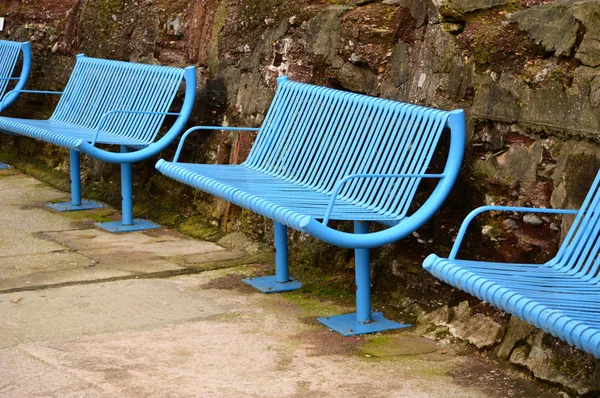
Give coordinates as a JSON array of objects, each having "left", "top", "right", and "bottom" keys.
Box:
[
  {"left": 0, "top": 118, "right": 148, "bottom": 147},
  {"left": 424, "top": 170, "right": 600, "bottom": 357},
  {"left": 158, "top": 162, "right": 404, "bottom": 224}
]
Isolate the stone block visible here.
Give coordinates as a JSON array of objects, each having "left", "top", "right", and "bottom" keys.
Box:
[
  {"left": 495, "top": 317, "right": 535, "bottom": 360},
  {"left": 510, "top": 1, "right": 579, "bottom": 57}
]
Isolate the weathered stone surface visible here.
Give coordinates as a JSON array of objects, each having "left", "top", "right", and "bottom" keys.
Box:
[
  {"left": 435, "top": 0, "right": 508, "bottom": 18},
  {"left": 495, "top": 317, "right": 535, "bottom": 360},
  {"left": 417, "top": 306, "right": 450, "bottom": 328},
  {"left": 551, "top": 140, "right": 599, "bottom": 210},
  {"left": 419, "top": 302, "right": 505, "bottom": 349},
  {"left": 337, "top": 63, "right": 378, "bottom": 95},
  {"left": 391, "top": 41, "right": 410, "bottom": 87},
  {"left": 550, "top": 140, "right": 600, "bottom": 241},
  {"left": 474, "top": 140, "right": 543, "bottom": 189},
  {"left": 591, "top": 75, "right": 600, "bottom": 107},
  {"left": 473, "top": 71, "right": 600, "bottom": 138},
  {"left": 404, "top": 23, "right": 468, "bottom": 105},
  {"left": 306, "top": 6, "right": 347, "bottom": 60},
  {"left": 394, "top": 0, "right": 429, "bottom": 28},
  {"left": 510, "top": 1, "right": 579, "bottom": 57},
  {"left": 447, "top": 302, "right": 505, "bottom": 349},
  {"left": 572, "top": 1, "right": 600, "bottom": 67},
  {"left": 503, "top": 218, "right": 519, "bottom": 230},
  {"left": 447, "top": 0, "right": 508, "bottom": 13},
  {"left": 510, "top": 332, "right": 600, "bottom": 396},
  {"left": 471, "top": 72, "right": 520, "bottom": 123}
]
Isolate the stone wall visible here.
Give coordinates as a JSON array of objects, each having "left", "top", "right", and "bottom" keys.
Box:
[{"left": 2, "top": 0, "right": 600, "bottom": 394}]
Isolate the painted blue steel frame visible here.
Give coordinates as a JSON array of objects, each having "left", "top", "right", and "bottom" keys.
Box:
[
  {"left": 423, "top": 170, "right": 600, "bottom": 358},
  {"left": 0, "top": 40, "right": 31, "bottom": 169},
  {"left": 156, "top": 76, "right": 466, "bottom": 335},
  {"left": 0, "top": 54, "right": 196, "bottom": 231}
]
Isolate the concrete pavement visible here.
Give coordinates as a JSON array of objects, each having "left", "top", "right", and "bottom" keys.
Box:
[{"left": 0, "top": 168, "right": 562, "bottom": 397}]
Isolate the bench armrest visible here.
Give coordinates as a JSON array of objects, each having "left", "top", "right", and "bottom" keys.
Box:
[
  {"left": 297, "top": 109, "right": 467, "bottom": 249},
  {"left": 91, "top": 109, "right": 181, "bottom": 145},
  {"left": 1, "top": 89, "right": 63, "bottom": 112},
  {"left": 448, "top": 205, "right": 579, "bottom": 259},
  {"left": 323, "top": 173, "right": 445, "bottom": 225},
  {"left": 172, "top": 125, "right": 261, "bottom": 162}
]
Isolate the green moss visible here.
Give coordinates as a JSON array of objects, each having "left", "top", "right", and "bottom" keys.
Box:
[
  {"left": 178, "top": 217, "right": 223, "bottom": 241},
  {"left": 60, "top": 208, "right": 116, "bottom": 223},
  {"left": 283, "top": 292, "right": 348, "bottom": 318},
  {"left": 298, "top": 273, "right": 354, "bottom": 302},
  {"left": 359, "top": 334, "right": 440, "bottom": 358},
  {"left": 0, "top": 153, "right": 71, "bottom": 192}
]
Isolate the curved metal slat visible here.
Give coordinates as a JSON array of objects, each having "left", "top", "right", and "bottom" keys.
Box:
[
  {"left": 50, "top": 56, "right": 184, "bottom": 145},
  {"left": 0, "top": 40, "right": 30, "bottom": 111}
]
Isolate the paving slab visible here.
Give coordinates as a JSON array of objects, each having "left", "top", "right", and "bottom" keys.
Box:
[
  {"left": 43, "top": 228, "right": 225, "bottom": 257},
  {"left": 0, "top": 272, "right": 561, "bottom": 398},
  {"left": 0, "top": 169, "right": 563, "bottom": 398},
  {"left": 0, "top": 169, "right": 243, "bottom": 291}
]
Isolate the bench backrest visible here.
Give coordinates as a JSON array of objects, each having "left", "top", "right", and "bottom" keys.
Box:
[
  {"left": 0, "top": 40, "right": 30, "bottom": 108},
  {"left": 555, "top": 170, "right": 600, "bottom": 274},
  {"left": 50, "top": 55, "right": 185, "bottom": 145},
  {"left": 244, "top": 77, "right": 451, "bottom": 220}
]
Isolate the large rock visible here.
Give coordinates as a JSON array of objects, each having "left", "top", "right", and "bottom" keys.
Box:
[
  {"left": 510, "top": 332, "right": 600, "bottom": 396},
  {"left": 447, "top": 302, "right": 505, "bottom": 349},
  {"left": 510, "top": 1, "right": 579, "bottom": 57},
  {"left": 472, "top": 71, "right": 600, "bottom": 138},
  {"left": 434, "top": 0, "right": 509, "bottom": 19},
  {"left": 473, "top": 140, "right": 543, "bottom": 189},
  {"left": 511, "top": 0, "right": 600, "bottom": 65},
  {"left": 337, "top": 63, "right": 378, "bottom": 95},
  {"left": 573, "top": 1, "right": 600, "bottom": 67},
  {"left": 403, "top": 23, "right": 469, "bottom": 105},
  {"left": 495, "top": 317, "right": 536, "bottom": 360},
  {"left": 391, "top": 41, "right": 410, "bottom": 87},
  {"left": 419, "top": 302, "right": 506, "bottom": 349},
  {"left": 550, "top": 140, "right": 600, "bottom": 240},
  {"left": 306, "top": 6, "right": 348, "bottom": 60},
  {"left": 392, "top": 0, "right": 430, "bottom": 27}
]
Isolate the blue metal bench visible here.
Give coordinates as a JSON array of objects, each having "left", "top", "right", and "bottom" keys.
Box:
[
  {"left": 0, "top": 54, "right": 196, "bottom": 232},
  {"left": 0, "top": 40, "right": 31, "bottom": 169},
  {"left": 423, "top": 170, "right": 600, "bottom": 357},
  {"left": 156, "top": 76, "right": 466, "bottom": 335}
]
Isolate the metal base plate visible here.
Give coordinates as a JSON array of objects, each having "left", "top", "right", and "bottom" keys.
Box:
[
  {"left": 96, "top": 219, "right": 161, "bottom": 233},
  {"left": 242, "top": 275, "right": 302, "bottom": 293},
  {"left": 0, "top": 162, "right": 13, "bottom": 170},
  {"left": 317, "top": 312, "right": 411, "bottom": 336},
  {"left": 47, "top": 200, "right": 106, "bottom": 212}
]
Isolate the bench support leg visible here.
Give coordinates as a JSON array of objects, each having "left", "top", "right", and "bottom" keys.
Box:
[
  {"left": 242, "top": 221, "right": 302, "bottom": 293},
  {"left": 47, "top": 150, "right": 105, "bottom": 212},
  {"left": 317, "top": 221, "right": 410, "bottom": 336},
  {"left": 95, "top": 146, "right": 160, "bottom": 233}
]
